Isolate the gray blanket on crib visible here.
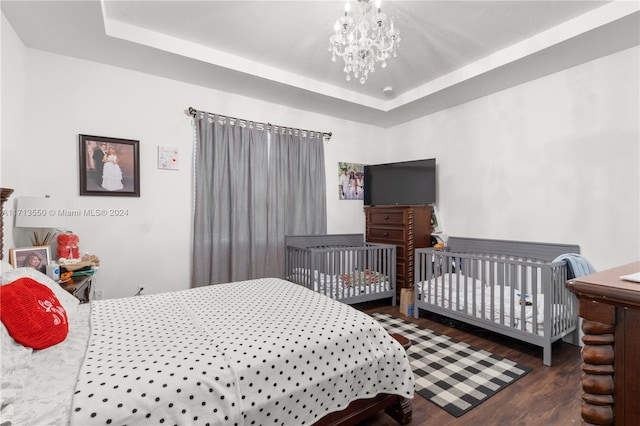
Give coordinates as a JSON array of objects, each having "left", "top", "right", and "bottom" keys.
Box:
[{"left": 553, "top": 253, "right": 596, "bottom": 279}]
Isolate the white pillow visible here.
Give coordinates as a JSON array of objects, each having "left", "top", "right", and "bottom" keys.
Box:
[
  {"left": 0, "top": 322, "right": 32, "bottom": 408},
  {"left": 1, "top": 267, "right": 79, "bottom": 320},
  {"left": 0, "top": 260, "right": 14, "bottom": 273}
]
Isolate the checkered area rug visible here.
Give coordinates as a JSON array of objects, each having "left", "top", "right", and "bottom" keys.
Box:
[{"left": 371, "top": 313, "right": 532, "bottom": 417}]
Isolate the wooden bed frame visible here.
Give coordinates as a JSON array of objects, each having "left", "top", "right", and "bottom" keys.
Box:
[
  {"left": 0, "top": 187, "right": 13, "bottom": 262},
  {"left": 315, "top": 394, "right": 411, "bottom": 425}
]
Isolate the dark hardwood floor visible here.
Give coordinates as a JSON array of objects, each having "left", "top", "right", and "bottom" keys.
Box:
[{"left": 354, "top": 300, "right": 583, "bottom": 426}]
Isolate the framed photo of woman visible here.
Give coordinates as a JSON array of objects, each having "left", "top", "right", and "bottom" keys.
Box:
[
  {"left": 79, "top": 134, "right": 140, "bottom": 197},
  {"left": 9, "top": 246, "right": 52, "bottom": 273}
]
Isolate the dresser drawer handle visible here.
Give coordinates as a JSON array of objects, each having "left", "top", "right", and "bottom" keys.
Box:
[
  {"left": 383, "top": 232, "right": 389, "bottom": 237},
  {"left": 384, "top": 215, "right": 389, "bottom": 220}
]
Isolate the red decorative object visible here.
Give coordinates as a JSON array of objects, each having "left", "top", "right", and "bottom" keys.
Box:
[
  {"left": 57, "top": 231, "right": 80, "bottom": 259},
  {"left": 0, "top": 277, "right": 69, "bottom": 349}
]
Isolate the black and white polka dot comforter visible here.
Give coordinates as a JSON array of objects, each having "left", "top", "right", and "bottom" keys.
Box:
[{"left": 70, "top": 278, "right": 414, "bottom": 425}]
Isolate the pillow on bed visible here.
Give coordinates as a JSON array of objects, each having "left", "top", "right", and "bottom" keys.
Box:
[
  {"left": 1, "top": 267, "right": 79, "bottom": 319},
  {"left": 0, "top": 277, "right": 69, "bottom": 349}
]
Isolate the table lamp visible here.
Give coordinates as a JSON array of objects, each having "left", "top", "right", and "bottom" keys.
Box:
[{"left": 14, "top": 196, "right": 70, "bottom": 246}]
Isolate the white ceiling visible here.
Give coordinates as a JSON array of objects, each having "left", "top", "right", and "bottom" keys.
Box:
[{"left": 2, "top": 0, "right": 639, "bottom": 127}]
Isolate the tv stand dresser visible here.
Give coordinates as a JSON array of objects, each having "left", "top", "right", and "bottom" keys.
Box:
[
  {"left": 566, "top": 261, "right": 640, "bottom": 426},
  {"left": 364, "top": 205, "right": 432, "bottom": 293}
]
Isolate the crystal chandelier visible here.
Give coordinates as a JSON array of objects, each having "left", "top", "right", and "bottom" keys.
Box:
[{"left": 329, "top": 0, "right": 401, "bottom": 84}]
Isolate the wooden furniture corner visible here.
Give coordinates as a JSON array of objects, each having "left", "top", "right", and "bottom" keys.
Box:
[
  {"left": 566, "top": 261, "right": 640, "bottom": 426},
  {"left": 1, "top": 188, "right": 14, "bottom": 261},
  {"left": 59, "top": 273, "right": 95, "bottom": 303}
]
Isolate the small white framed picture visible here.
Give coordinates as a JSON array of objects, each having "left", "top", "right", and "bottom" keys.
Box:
[
  {"left": 9, "top": 246, "right": 52, "bottom": 274},
  {"left": 158, "top": 146, "right": 179, "bottom": 170}
]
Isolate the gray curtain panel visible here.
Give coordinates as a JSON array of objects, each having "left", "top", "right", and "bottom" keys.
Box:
[{"left": 192, "top": 113, "right": 327, "bottom": 286}]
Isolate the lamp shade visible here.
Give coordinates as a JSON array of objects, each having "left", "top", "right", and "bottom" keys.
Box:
[{"left": 14, "top": 197, "right": 70, "bottom": 229}]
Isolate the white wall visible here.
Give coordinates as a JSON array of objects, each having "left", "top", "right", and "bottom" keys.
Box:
[
  {"left": 0, "top": 13, "right": 27, "bottom": 272},
  {"left": 390, "top": 46, "right": 640, "bottom": 270},
  {"left": 2, "top": 13, "right": 638, "bottom": 299},
  {"left": 0, "top": 14, "right": 385, "bottom": 298}
]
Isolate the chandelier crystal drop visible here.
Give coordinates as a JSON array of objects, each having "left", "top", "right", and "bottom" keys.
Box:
[{"left": 329, "top": 0, "right": 401, "bottom": 84}]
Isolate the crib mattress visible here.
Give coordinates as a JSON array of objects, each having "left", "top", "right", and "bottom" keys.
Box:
[{"left": 416, "top": 274, "right": 569, "bottom": 334}]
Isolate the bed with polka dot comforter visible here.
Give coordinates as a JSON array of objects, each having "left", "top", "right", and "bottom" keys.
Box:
[{"left": 70, "top": 278, "right": 414, "bottom": 425}]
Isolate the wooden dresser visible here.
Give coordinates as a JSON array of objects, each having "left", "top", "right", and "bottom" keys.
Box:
[
  {"left": 364, "top": 205, "right": 432, "bottom": 290},
  {"left": 566, "top": 261, "right": 640, "bottom": 426}
]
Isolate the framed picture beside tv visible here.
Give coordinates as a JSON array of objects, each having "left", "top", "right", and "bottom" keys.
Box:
[
  {"left": 363, "top": 158, "right": 436, "bottom": 206},
  {"left": 338, "top": 162, "right": 365, "bottom": 200}
]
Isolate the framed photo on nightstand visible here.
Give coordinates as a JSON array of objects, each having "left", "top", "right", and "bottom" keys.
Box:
[{"left": 9, "top": 246, "right": 51, "bottom": 274}]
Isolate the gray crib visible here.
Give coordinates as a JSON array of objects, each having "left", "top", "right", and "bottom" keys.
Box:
[
  {"left": 285, "top": 234, "right": 397, "bottom": 305},
  {"left": 414, "top": 237, "right": 580, "bottom": 366}
]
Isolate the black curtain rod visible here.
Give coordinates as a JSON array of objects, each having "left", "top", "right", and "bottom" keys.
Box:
[{"left": 187, "top": 107, "right": 332, "bottom": 139}]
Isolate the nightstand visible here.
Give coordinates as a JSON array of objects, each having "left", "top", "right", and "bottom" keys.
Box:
[{"left": 59, "top": 273, "right": 94, "bottom": 303}]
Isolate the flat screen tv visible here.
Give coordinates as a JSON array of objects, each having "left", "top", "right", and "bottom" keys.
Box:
[{"left": 364, "top": 158, "right": 436, "bottom": 206}]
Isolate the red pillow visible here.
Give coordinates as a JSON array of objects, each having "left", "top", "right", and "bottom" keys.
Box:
[{"left": 0, "top": 277, "right": 69, "bottom": 349}]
